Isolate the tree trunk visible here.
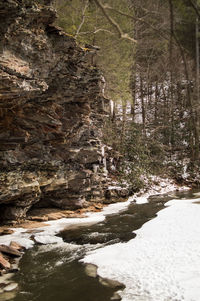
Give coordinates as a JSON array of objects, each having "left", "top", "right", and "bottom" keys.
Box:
[
  {"left": 168, "top": 0, "right": 175, "bottom": 148},
  {"left": 140, "top": 75, "right": 146, "bottom": 134}
]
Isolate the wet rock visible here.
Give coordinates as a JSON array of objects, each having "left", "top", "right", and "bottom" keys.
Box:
[
  {"left": 8, "top": 266, "right": 20, "bottom": 273},
  {"left": 0, "top": 291, "right": 17, "bottom": 300},
  {"left": 111, "top": 292, "right": 122, "bottom": 300},
  {"left": 99, "top": 277, "right": 125, "bottom": 290},
  {"left": 9, "top": 241, "right": 25, "bottom": 251},
  {"left": 0, "top": 245, "right": 22, "bottom": 257},
  {"left": 28, "top": 216, "right": 49, "bottom": 222},
  {"left": 85, "top": 264, "right": 98, "bottom": 278},
  {"left": 33, "top": 235, "right": 63, "bottom": 245},
  {"left": 3, "top": 283, "right": 18, "bottom": 292},
  {"left": 94, "top": 203, "right": 104, "bottom": 210},
  {"left": 0, "top": 273, "right": 14, "bottom": 284},
  {"left": 0, "top": 229, "right": 14, "bottom": 236},
  {"left": 0, "top": 253, "right": 10, "bottom": 270}
]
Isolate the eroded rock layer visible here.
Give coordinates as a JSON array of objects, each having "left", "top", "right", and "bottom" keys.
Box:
[{"left": 0, "top": 0, "right": 125, "bottom": 222}]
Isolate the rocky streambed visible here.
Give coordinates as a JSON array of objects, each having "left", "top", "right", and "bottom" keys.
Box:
[{"left": 0, "top": 184, "right": 192, "bottom": 301}]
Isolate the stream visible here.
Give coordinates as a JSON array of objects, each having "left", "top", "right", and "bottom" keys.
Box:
[{"left": 7, "top": 189, "right": 200, "bottom": 301}]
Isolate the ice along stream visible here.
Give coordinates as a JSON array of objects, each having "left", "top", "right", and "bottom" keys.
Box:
[{"left": 9, "top": 189, "right": 200, "bottom": 301}]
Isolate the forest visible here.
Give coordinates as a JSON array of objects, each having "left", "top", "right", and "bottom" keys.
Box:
[
  {"left": 1, "top": 1, "right": 200, "bottom": 300},
  {"left": 55, "top": 0, "right": 200, "bottom": 188}
]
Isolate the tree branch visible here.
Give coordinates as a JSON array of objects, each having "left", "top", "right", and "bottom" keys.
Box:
[
  {"left": 104, "top": 5, "right": 170, "bottom": 42},
  {"left": 78, "top": 29, "right": 115, "bottom": 35},
  {"left": 187, "top": 0, "right": 200, "bottom": 18},
  {"left": 93, "top": 0, "right": 137, "bottom": 43},
  {"left": 75, "top": 0, "right": 89, "bottom": 38}
]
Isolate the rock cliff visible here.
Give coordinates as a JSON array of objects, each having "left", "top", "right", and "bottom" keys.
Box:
[{"left": 0, "top": 0, "right": 127, "bottom": 223}]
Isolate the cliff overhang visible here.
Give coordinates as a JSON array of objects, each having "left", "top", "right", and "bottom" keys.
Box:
[{"left": 0, "top": 0, "right": 128, "bottom": 223}]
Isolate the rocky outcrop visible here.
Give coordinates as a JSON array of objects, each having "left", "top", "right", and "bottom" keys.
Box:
[{"left": 0, "top": 0, "right": 127, "bottom": 223}]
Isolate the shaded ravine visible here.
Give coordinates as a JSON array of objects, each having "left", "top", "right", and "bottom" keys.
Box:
[{"left": 10, "top": 189, "right": 197, "bottom": 301}]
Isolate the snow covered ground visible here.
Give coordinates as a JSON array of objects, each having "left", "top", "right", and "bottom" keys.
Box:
[{"left": 83, "top": 198, "right": 200, "bottom": 301}]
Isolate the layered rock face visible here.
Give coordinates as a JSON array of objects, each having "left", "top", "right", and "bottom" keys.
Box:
[{"left": 0, "top": 0, "right": 123, "bottom": 222}]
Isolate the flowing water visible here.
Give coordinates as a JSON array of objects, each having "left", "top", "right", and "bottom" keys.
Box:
[{"left": 9, "top": 189, "right": 199, "bottom": 301}]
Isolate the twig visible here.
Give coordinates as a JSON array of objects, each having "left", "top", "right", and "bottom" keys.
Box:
[
  {"left": 104, "top": 5, "right": 169, "bottom": 42},
  {"left": 187, "top": 0, "right": 200, "bottom": 18},
  {"left": 78, "top": 29, "right": 115, "bottom": 35},
  {"left": 93, "top": 0, "right": 137, "bottom": 43},
  {"left": 75, "top": 0, "right": 89, "bottom": 38}
]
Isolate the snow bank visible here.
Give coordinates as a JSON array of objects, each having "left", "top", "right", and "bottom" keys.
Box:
[
  {"left": 0, "top": 215, "right": 106, "bottom": 249},
  {"left": 0, "top": 179, "right": 188, "bottom": 250},
  {"left": 83, "top": 198, "right": 200, "bottom": 301},
  {"left": 0, "top": 204, "right": 133, "bottom": 249},
  {"left": 0, "top": 228, "right": 34, "bottom": 249}
]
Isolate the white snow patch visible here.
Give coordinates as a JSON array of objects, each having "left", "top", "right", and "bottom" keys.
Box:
[
  {"left": 82, "top": 198, "right": 200, "bottom": 301},
  {"left": 0, "top": 211, "right": 115, "bottom": 250},
  {"left": 107, "top": 186, "right": 123, "bottom": 190},
  {"left": 0, "top": 180, "right": 188, "bottom": 251},
  {"left": 134, "top": 178, "right": 188, "bottom": 205},
  {"left": 0, "top": 228, "right": 34, "bottom": 249},
  {"left": 33, "top": 234, "right": 63, "bottom": 245}
]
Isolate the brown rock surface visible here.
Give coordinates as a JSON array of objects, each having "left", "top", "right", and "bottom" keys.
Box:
[
  {"left": 0, "top": 0, "right": 130, "bottom": 223},
  {"left": 0, "top": 245, "right": 22, "bottom": 257},
  {"left": 0, "top": 253, "right": 10, "bottom": 269},
  {"left": 0, "top": 229, "right": 14, "bottom": 236},
  {"left": 9, "top": 241, "right": 24, "bottom": 251}
]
